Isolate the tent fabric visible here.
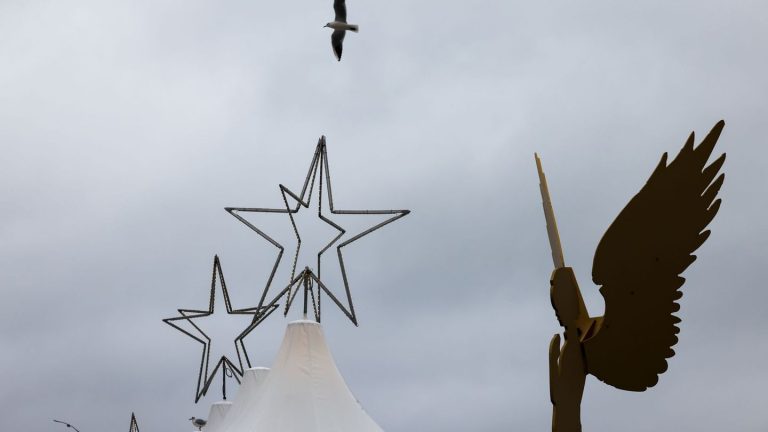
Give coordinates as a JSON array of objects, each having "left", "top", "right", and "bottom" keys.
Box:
[
  {"left": 233, "top": 367, "right": 271, "bottom": 410},
  {"left": 202, "top": 401, "right": 232, "bottom": 432},
  {"left": 213, "top": 366, "right": 270, "bottom": 430},
  {"left": 218, "top": 320, "right": 383, "bottom": 432}
]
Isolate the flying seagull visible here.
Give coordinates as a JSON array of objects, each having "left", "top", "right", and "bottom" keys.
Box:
[
  {"left": 189, "top": 417, "right": 207, "bottom": 431},
  {"left": 323, "top": 0, "right": 358, "bottom": 61}
]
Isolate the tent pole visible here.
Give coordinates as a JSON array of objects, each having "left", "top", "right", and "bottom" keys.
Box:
[
  {"left": 222, "top": 363, "right": 227, "bottom": 400},
  {"left": 302, "top": 269, "right": 310, "bottom": 319}
]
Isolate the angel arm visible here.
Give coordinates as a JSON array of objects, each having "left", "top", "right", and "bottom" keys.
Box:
[
  {"left": 549, "top": 326, "right": 587, "bottom": 431},
  {"left": 583, "top": 120, "right": 726, "bottom": 391},
  {"left": 549, "top": 333, "right": 561, "bottom": 404}
]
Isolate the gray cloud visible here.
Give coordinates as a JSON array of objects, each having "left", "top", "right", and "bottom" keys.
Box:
[{"left": 0, "top": 0, "right": 766, "bottom": 431}]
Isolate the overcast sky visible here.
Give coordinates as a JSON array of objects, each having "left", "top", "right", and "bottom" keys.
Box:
[{"left": 1, "top": 0, "right": 767, "bottom": 431}]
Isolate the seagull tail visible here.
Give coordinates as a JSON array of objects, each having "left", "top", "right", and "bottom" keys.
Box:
[{"left": 348, "top": 24, "right": 359, "bottom": 32}]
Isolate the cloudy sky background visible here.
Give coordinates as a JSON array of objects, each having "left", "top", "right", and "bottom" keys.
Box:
[{"left": 1, "top": 0, "right": 766, "bottom": 430}]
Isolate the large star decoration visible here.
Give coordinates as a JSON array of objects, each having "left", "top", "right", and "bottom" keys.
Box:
[
  {"left": 226, "top": 136, "right": 409, "bottom": 326},
  {"left": 163, "top": 255, "right": 278, "bottom": 402}
]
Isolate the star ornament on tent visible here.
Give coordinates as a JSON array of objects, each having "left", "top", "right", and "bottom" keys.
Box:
[
  {"left": 226, "top": 136, "right": 409, "bottom": 326},
  {"left": 163, "top": 255, "right": 278, "bottom": 402},
  {"left": 129, "top": 413, "right": 140, "bottom": 432}
]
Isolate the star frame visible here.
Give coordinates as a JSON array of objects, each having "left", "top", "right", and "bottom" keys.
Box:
[
  {"left": 163, "top": 255, "right": 278, "bottom": 402},
  {"left": 129, "top": 413, "right": 139, "bottom": 432},
  {"left": 226, "top": 136, "right": 409, "bottom": 326}
]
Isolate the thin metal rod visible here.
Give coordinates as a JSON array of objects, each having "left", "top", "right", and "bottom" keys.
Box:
[
  {"left": 302, "top": 270, "right": 310, "bottom": 317},
  {"left": 222, "top": 363, "right": 227, "bottom": 400},
  {"left": 53, "top": 420, "right": 81, "bottom": 432}
]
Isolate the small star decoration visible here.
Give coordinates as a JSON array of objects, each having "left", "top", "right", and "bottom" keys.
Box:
[
  {"left": 129, "top": 413, "right": 140, "bottom": 432},
  {"left": 163, "top": 255, "right": 277, "bottom": 402}
]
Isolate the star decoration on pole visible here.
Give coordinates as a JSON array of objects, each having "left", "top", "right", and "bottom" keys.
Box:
[
  {"left": 227, "top": 136, "right": 409, "bottom": 327},
  {"left": 163, "top": 255, "right": 278, "bottom": 402},
  {"left": 129, "top": 413, "right": 140, "bottom": 432}
]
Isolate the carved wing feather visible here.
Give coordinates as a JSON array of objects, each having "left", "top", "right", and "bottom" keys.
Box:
[{"left": 583, "top": 121, "right": 726, "bottom": 391}]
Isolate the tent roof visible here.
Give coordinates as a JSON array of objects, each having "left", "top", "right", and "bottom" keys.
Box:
[
  {"left": 202, "top": 401, "right": 231, "bottom": 432},
  {"left": 217, "top": 320, "right": 383, "bottom": 432}
]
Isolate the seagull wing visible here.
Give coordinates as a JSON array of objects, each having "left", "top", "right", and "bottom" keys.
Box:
[
  {"left": 334, "top": 0, "right": 347, "bottom": 22},
  {"left": 583, "top": 121, "right": 726, "bottom": 391},
  {"left": 331, "top": 30, "right": 345, "bottom": 61}
]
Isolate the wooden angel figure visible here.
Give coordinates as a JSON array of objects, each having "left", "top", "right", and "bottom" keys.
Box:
[{"left": 536, "top": 121, "right": 726, "bottom": 432}]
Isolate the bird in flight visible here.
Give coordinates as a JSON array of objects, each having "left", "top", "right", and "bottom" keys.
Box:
[
  {"left": 323, "top": 0, "right": 358, "bottom": 61},
  {"left": 536, "top": 121, "right": 727, "bottom": 432}
]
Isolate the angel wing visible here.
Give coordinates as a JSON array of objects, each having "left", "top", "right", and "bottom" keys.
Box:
[{"left": 582, "top": 120, "right": 726, "bottom": 391}]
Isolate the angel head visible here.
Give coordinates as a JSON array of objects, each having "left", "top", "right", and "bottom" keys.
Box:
[{"left": 550, "top": 267, "right": 582, "bottom": 328}]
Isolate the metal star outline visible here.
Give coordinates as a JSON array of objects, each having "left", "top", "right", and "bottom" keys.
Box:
[
  {"left": 129, "top": 413, "right": 140, "bottom": 432},
  {"left": 163, "top": 255, "right": 278, "bottom": 402},
  {"left": 226, "top": 136, "right": 409, "bottom": 326}
]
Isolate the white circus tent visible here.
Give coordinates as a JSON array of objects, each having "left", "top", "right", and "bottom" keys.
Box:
[
  {"left": 216, "top": 320, "right": 383, "bottom": 432},
  {"left": 201, "top": 401, "right": 231, "bottom": 432},
  {"left": 230, "top": 367, "right": 271, "bottom": 417},
  {"left": 202, "top": 367, "right": 269, "bottom": 432}
]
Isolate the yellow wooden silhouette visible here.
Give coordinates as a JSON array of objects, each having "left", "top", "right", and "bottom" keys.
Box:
[{"left": 537, "top": 120, "right": 726, "bottom": 432}]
